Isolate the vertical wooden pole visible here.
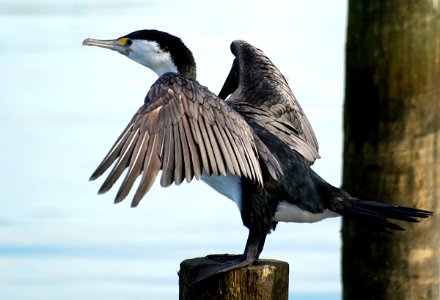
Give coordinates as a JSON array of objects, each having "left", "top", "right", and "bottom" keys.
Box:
[
  {"left": 179, "top": 256, "right": 289, "bottom": 300},
  {"left": 342, "top": 1, "right": 440, "bottom": 299}
]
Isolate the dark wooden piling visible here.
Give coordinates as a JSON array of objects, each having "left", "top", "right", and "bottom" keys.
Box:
[
  {"left": 342, "top": 1, "right": 440, "bottom": 299},
  {"left": 179, "top": 255, "right": 289, "bottom": 300}
]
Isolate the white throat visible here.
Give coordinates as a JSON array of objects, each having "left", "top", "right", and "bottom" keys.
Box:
[{"left": 128, "top": 40, "right": 178, "bottom": 76}]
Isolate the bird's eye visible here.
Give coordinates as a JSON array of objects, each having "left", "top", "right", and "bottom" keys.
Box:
[{"left": 126, "top": 39, "right": 133, "bottom": 46}]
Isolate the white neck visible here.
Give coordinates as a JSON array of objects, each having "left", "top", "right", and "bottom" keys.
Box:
[{"left": 128, "top": 40, "right": 178, "bottom": 76}]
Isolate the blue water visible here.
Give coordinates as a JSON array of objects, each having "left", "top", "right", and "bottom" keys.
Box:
[{"left": 0, "top": 1, "right": 346, "bottom": 299}]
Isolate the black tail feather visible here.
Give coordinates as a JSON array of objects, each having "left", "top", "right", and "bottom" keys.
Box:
[{"left": 338, "top": 199, "right": 433, "bottom": 232}]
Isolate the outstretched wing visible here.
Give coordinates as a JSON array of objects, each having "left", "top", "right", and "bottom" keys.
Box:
[
  {"left": 219, "top": 40, "right": 320, "bottom": 165},
  {"left": 90, "top": 73, "right": 280, "bottom": 207}
]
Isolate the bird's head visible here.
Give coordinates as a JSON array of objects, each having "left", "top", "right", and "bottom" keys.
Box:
[{"left": 83, "top": 29, "right": 196, "bottom": 79}]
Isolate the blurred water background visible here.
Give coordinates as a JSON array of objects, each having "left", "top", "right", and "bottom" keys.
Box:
[{"left": 0, "top": 0, "right": 347, "bottom": 299}]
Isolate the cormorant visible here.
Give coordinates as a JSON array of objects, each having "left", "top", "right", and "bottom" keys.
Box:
[{"left": 82, "top": 29, "right": 432, "bottom": 282}]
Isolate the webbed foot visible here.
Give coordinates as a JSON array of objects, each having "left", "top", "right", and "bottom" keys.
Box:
[{"left": 191, "top": 254, "right": 255, "bottom": 285}]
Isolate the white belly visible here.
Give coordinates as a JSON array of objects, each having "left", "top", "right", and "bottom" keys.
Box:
[{"left": 273, "top": 201, "right": 339, "bottom": 223}]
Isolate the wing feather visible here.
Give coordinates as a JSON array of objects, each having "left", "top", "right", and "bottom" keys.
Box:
[
  {"left": 132, "top": 133, "right": 161, "bottom": 206},
  {"left": 177, "top": 117, "right": 193, "bottom": 182},
  {"left": 173, "top": 124, "right": 184, "bottom": 184},
  {"left": 90, "top": 123, "right": 133, "bottom": 180},
  {"left": 216, "top": 126, "right": 240, "bottom": 176},
  {"left": 98, "top": 128, "right": 139, "bottom": 194},
  {"left": 115, "top": 131, "right": 149, "bottom": 202},
  {"left": 223, "top": 127, "right": 247, "bottom": 177},
  {"left": 211, "top": 125, "right": 234, "bottom": 175},
  {"left": 197, "top": 117, "right": 218, "bottom": 175},
  {"left": 189, "top": 118, "right": 209, "bottom": 175},
  {"left": 181, "top": 115, "right": 201, "bottom": 180},
  {"left": 160, "top": 126, "right": 175, "bottom": 187},
  {"left": 204, "top": 120, "right": 226, "bottom": 176}
]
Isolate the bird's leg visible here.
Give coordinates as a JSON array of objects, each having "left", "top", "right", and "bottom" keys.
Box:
[
  {"left": 192, "top": 229, "right": 267, "bottom": 283},
  {"left": 242, "top": 228, "right": 267, "bottom": 260},
  {"left": 255, "top": 231, "right": 267, "bottom": 259}
]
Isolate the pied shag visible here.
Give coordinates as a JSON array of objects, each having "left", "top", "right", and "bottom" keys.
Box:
[{"left": 82, "top": 29, "right": 432, "bottom": 282}]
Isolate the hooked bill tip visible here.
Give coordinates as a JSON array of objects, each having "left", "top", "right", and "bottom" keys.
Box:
[{"left": 82, "top": 38, "right": 92, "bottom": 46}]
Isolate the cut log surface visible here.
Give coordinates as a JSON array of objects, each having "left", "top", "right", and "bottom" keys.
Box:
[{"left": 179, "top": 255, "right": 289, "bottom": 300}]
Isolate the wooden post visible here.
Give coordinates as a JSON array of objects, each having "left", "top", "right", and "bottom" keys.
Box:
[
  {"left": 179, "top": 255, "right": 289, "bottom": 300},
  {"left": 342, "top": 0, "right": 440, "bottom": 299}
]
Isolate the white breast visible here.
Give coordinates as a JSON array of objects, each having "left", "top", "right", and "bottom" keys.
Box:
[
  {"left": 200, "top": 173, "right": 242, "bottom": 209},
  {"left": 273, "top": 201, "right": 339, "bottom": 223}
]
